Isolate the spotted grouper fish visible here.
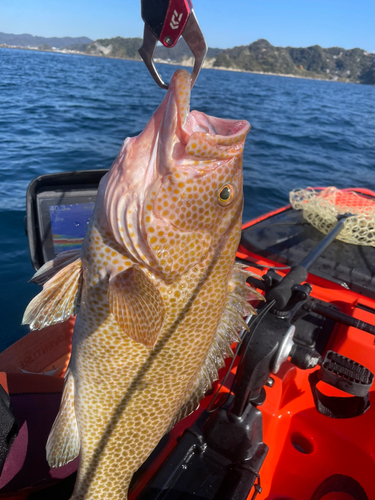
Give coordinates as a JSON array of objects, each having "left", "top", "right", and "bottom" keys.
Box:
[{"left": 23, "top": 69, "right": 260, "bottom": 499}]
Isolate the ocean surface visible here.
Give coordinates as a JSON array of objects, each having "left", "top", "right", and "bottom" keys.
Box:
[{"left": 1, "top": 47, "right": 375, "bottom": 351}]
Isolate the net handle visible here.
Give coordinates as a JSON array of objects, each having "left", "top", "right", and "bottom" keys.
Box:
[{"left": 267, "top": 214, "right": 352, "bottom": 310}]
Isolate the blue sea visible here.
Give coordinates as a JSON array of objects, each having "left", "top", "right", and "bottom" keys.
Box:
[{"left": 1, "top": 47, "right": 375, "bottom": 351}]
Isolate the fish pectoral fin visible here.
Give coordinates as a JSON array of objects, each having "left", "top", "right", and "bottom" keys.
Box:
[
  {"left": 30, "top": 249, "right": 81, "bottom": 286},
  {"left": 108, "top": 266, "right": 165, "bottom": 348},
  {"left": 22, "top": 257, "right": 82, "bottom": 331},
  {"left": 46, "top": 369, "right": 80, "bottom": 468}
]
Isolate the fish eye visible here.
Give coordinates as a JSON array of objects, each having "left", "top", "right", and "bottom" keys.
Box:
[{"left": 218, "top": 184, "right": 235, "bottom": 206}]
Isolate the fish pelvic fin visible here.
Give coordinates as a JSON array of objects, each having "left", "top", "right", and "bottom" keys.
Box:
[
  {"left": 22, "top": 256, "right": 82, "bottom": 330},
  {"left": 46, "top": 369, "right": 80, "bottom": 468},
  {"left": 108, "top": 266, "right": 165, "bottom": 348}
]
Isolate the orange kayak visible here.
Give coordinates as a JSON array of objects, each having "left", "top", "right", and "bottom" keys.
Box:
[{"left": 1, "top": 183, "right": 374, "bottom": 500}]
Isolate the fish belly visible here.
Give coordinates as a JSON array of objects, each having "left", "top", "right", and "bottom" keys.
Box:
[{"left": 70, "top": 300, "right": 222, "bottom": 499}]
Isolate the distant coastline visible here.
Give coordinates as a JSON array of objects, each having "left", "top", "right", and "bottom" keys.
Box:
[
  {"left": 0, "top": 45, "right": 350, "bottom": 85},
  {"left": 1, "top": 32, "right": 374, "bottom": 85}
]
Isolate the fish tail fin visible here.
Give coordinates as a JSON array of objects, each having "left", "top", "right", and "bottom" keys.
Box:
[
  {"left": 46, "top": 369, "right": 80, "bottom": 468},
  {"left": 22, "top": 254, "right": 82, "bottom": 331}
]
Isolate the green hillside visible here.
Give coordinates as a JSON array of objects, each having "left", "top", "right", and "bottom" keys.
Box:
[
  {"left": 213, "top": 39, "right": 375, "bottom": 84},
  {"left": 27, "top": 35, "right": 375, "bottom": 86},
  {"left": 84, "top": 37, "right": 143, "bottom": 59}
]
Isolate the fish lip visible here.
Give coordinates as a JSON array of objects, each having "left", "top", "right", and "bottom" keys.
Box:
[
  {"left": 159, "top": 70, "right": 251, "bottom": 168},
  {"left": 167, "top": 70, "right": 250, "bottom": 146},
  {"left": 185, "top": 110, "right": 251, "bottom": 141},
  {"left": 178, "top": 111, "right": 251, "bottom": 166}
]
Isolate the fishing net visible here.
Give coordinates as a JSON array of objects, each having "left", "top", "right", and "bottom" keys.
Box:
[{"left": 289, "top": 187, "right": 375, "bottom": 247}]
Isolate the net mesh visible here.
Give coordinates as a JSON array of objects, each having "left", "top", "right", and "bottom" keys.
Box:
[{"left": 289, "top": 187, "right": 375, "bottom": 247}]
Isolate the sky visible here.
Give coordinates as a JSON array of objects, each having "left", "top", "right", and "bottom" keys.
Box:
[{"left": 1, "top": 0, "right": 375, "bottom": 52}]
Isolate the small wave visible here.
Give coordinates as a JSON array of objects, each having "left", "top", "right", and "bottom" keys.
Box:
[{"left": 0, "top": 180, "right": 29, "bottom": 211}]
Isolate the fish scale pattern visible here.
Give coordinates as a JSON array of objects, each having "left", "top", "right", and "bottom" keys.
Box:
[
  {"left": 24, "top": 69, "right": 254, "bottom": 500},
  {"left": 70, "top": 209, "right": 249, "bottom": 499}
]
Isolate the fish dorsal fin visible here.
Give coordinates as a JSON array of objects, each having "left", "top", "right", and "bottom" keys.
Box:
[
  {"left": 30, "top": 249, "right": 81, "bottom": 286},
  {"left": 22, "top": 257, "right": 82, "bottom": 331},
  {"left": 46, "top": 369, "right": 80, "bottom": 467},
  {"left": 108, "top": 266, "right": 165, "bottom": 348}
]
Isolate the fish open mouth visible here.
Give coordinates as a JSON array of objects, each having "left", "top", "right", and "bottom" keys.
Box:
[
  {"left": 103, "top": 68, "right": 250, "bottom": 278},
  {"left": 166, "top": 70, "right": 251, "bottom": 165}
]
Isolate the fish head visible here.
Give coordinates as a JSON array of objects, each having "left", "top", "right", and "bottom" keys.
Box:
[{"left": 104, "top": 70, "right": 250, "bottom": 284}]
